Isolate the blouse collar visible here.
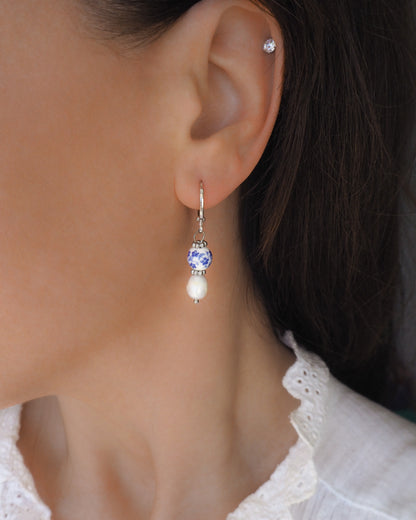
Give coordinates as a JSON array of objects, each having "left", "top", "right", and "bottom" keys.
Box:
[{"left": 227, "top": 330, "right": 330, "bottom": 519}]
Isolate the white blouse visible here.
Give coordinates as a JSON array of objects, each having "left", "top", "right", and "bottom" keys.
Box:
[{"left": 0, "top": 331, "right": 415, "bottom": 519}]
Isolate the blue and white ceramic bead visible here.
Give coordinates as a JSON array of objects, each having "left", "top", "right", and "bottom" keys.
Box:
[{"left": 187, "top": 247, "right": 213, "bottom": 271}]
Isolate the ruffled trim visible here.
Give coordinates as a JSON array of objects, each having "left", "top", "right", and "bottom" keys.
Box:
[
  {"left": 0, "top": 405, "right": 51, "bottom": 519},
  {"left": 227, "top": 331, "right": 330, "bottom": 520}
]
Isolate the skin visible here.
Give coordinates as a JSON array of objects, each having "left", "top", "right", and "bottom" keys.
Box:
[{"left": 0, "top": 0, "right": 299, "bottom": 519}]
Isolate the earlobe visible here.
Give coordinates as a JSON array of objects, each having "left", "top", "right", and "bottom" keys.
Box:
[{"left": 173, "top": 0, "right": 284, "bottom": 209}]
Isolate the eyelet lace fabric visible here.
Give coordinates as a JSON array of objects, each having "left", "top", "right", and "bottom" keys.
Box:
[
  {"left": 0, "top": 406, "right": 51, "bottom": 519},
  {"left": 226, "top": 331, "right": 330, "bottom": 520},
  {"left": 0, "top": 331, "right": 329, "bottom": 520}
]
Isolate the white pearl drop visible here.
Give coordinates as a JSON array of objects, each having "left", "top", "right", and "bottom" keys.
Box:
[{"left": 186, "top": 275, "right": 208, "bottom": 302}]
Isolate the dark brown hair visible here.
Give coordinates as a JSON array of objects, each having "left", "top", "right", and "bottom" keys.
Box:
[{"left": 80, "top": 0, "right": 416, "bottom": 404}]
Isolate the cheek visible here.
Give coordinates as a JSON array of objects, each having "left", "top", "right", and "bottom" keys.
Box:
[{"left": 0, "top": 3, "right": 183, "bottom": 403}]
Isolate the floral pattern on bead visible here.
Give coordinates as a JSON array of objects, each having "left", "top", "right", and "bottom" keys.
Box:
[{"left": 187, "top": 247, "right": 213, "bottom": 271}]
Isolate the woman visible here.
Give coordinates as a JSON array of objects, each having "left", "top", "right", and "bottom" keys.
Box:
[{"left": 0, "top": 0, "right": 415, "bottom": 519}]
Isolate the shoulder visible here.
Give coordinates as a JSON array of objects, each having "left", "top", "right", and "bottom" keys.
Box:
[
  {"left": 298, "top": 375, "right": 416, "bottom": 519},
  {"left": 280, "top": 331, "right": 416, "bottom": 519}
]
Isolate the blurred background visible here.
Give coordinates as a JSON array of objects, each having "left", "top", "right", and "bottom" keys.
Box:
[{"left": 396, "top": 168, "right": 416, "bottom": 419}]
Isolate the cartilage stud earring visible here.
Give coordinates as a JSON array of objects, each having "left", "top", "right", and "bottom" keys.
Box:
[
  {"left": 263, "top": 38, "right": 277, "bottom": 54},
  {"left": 186, "top": 182, "right": 213, "bottom": 303}
]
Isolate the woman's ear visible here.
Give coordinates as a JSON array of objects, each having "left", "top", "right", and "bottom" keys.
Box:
[{"left": 167, "top": 0, "right": 284, "bottom": 209}]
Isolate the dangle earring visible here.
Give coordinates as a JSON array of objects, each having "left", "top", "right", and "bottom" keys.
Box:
[{"left": 186, "top": 181, "right": 213, "bottom": 303}]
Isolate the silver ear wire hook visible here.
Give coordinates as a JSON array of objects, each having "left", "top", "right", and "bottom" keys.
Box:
[{"left": 197, "top": 181, "right": 205, "bottom": 234}]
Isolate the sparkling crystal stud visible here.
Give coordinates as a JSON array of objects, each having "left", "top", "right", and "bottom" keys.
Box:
[{"left": 263, "top": 38, "right": 277, "bottom": 54}]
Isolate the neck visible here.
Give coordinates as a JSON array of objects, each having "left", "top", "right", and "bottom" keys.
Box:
[{"left": 18, "top": 199, "right": 299, "bottom": 520}]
